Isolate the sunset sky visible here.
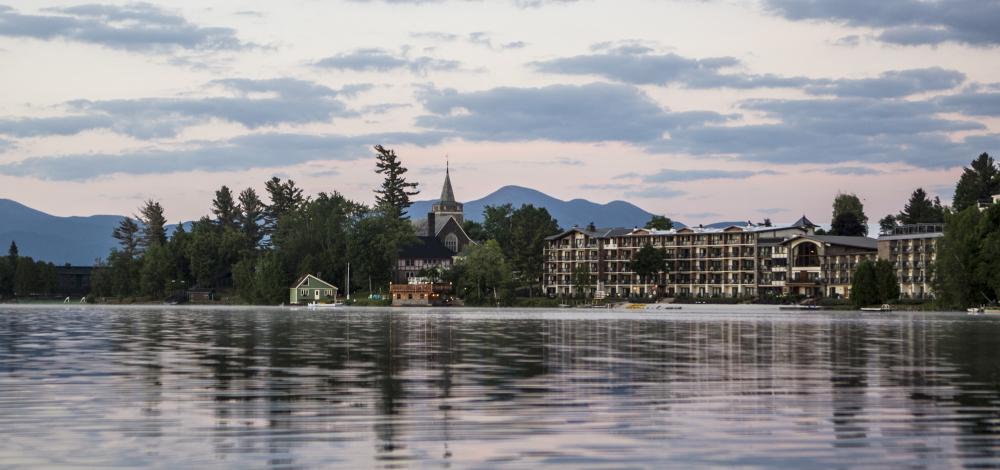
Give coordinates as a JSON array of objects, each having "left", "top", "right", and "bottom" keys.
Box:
[{"left": 1, "top": 0, "right": 997, "bottom": 226}]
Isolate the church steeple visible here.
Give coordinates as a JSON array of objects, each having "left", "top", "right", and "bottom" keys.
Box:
[
  {"left": 440, "top": 159, "right": 456, "bottom": 203},
  {"left": 431, "top": 158, "right": 464, "bottom": 225}
]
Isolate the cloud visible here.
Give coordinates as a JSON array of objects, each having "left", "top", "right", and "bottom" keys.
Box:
[
  {"left": 762, "top": 0, "right": 1000, "bottom": 47},
  {"left": 655, "top": 95, "right": 1000, "bottom": 168},
  {"left": 0, "top": 131, "right": 449, "bottom": 181},
  {"left": 416, "top": 82, "right": 730, "bottom": 143},
  {"left": 936, "top": 90, "right": 1000, "bottom": 117},
  {"left": 0, "top": 3, "right": 251, "bottom": 53},
  {"left": 821, "top": 166, "right": 885, "bottom": 175},
  {"left": 314, "top": 48, "right": 461, "bottom": 73},
  {"left": 623, "top": 187, "right": 686, "bottom": 199},
  {"left": 579, "top": 183, "right": 632, "bottom": 191},
  {"left": 349, "top": 0, "right": 577, "bottom": 7},
  {"left": 0, "top": 78, "right": 360, "bottom": 139},
  {"left": 411, "top": 31, "right": 528, "bottom": 50},
  {"left": 533, "top": 47, "right": 966, "bottom": 97},
  {"left": 628, "top": 169, "right": 779, "bottom": 183}
]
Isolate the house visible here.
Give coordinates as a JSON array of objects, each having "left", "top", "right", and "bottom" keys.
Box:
[
  {"left": 390, "top": 281, "right": 453, "bottom": 306},
  {"left": 289, "top": 274, "right": 338, "bottom": 304},
  {"left": 778, "top": 235, "right": 878, "bottom": 298},
  {"left": 397, "top": 162, "right": 474, "bottom": 283}
]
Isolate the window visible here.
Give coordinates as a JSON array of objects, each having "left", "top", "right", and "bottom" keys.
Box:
[
  {"left": 445, "top": 233, "right": 459, "bottom": 253},
  {"left": 793, "top": 242, "right": 820, "bottom": 267}
]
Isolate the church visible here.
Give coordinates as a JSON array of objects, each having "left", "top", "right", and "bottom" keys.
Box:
[{"left": 394, "top": 164, "right": 474, "bottom": 283}]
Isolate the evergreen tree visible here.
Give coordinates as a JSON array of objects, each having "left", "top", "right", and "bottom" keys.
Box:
[
  {"left": 238, "top": 187, "right": 264, "bottom": 250},
  {"left": 112, "top": 217, "right": 141, "bottom": 258},
  {"left": 850, "top": 261, "right": 879, "bottom": 307},
  {"left": 645, "top": 215, "right": 674, "bottom": 230},
  {"left": 136, "top": 200, "right": 167, "bottom": 249},
  {"left": 462, "top": 220, "right": 487, "bottom": 242},
  {"left": 570, "top": 264, "right": 592, "bottom": 298},
  {"left": 879, "top": 214, "right": 897, "bottom": 234},
  {"left": 953, "top": 153, "right": 1000, "bottom": 211},
  {"left": 898, "top": 188, "right": 945, "bottom": 224},
  {"left": 508, "top": 205, "right": 560, "bottom": 296},
  {"left": 874, "top": 259, "right": 900, "bottom": 303},
  {"left": 264, "top": 177, "right": 304, "bottom": 236},
  {"left": 830, "top": 193, "right": 868, "bottom": 236},
  {"left": 373, "top": 145, "right": 419, "bottom": 218},
  {"left": 212, "top": 186, "right": 239, "bottom": 229},
  {"left": 139, "top": 244, "right": 175, "bottom": 298},
  {"left": 8, "top": 240, "right": 17, "bottom": 263}
]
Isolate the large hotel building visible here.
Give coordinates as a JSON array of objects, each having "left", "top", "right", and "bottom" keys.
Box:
[{"left": 543, "top": 217, "right": 882, "bottom": 299}]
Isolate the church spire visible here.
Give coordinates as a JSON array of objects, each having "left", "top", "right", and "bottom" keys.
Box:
[{"left": 440, "top": 157, "right": 456, "bottom": 203}]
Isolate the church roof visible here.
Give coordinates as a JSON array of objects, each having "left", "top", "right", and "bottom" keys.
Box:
[{"left": 440, "top": 163, "right": 456, "bottom": 203}]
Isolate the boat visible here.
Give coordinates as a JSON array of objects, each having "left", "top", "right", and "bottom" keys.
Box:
[
  {"left": 968, "top": 307, "right": 985, "bottom": 314},
  {"left": 779, "top": 305, "right": 823, "bottom": 311},
  {"left": 860, "top": 304, "right": 893, "bottom": 312},
  {"left": 307, "top": 301, "right": 342, "bottom": 310}
]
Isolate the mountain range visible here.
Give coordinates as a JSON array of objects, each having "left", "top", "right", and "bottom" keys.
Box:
[
  {"left": 2, "top": 185, "right": 671, "bottom": 266},
  {"left": 406, "top": 185, "right": 669, "bottom": 229}
]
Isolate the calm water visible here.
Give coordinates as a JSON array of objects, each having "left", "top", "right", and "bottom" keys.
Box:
[{"left": 1, "top": 305, "right": 999, "bottom": 469}]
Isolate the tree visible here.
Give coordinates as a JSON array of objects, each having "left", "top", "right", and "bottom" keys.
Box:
[
  {"left": 874, "top": 259, "right": 900, "bottom": 304},
  {"left": 136, "top": 200, "right": 167, "bottom": 249},
  {"left": 0, "top": 241, "right": 16, "bottom": 297},
  {"left": 632, "top": 244, "right": 667, "bottom": 294},
  {"left": 482, "top": 204, "right": 514, "bottom": 249},
  {"left": 373, "top": 145, "right": 419, "bottom": 219},
  {"left": 462, "top": 220, "right": 487, "bottom": 242},
  {"left": 212, "top": 186, "right": 239, "bottom": 229},
  {"left": 953, "top": 153, "right": 1000, "bottom": 212},
  {"left": 112, "top": 217, "right": 141, "bottom": 258},
  {"left": 897, "top": 188, "right": 944, "bottom": 225},
  {"left": 645, "top": 215, "right": 674, "bottom": 230},
  {"left": 238, "top": 187, "right": 264, "bottom": 251},
  {"left": 831, "top": 212, "right": 867, "bottom": 237},
  {"left": 264, "top": 177, "right": 304, "bottom": 236},
  {"left": 830, "top": 193, "right": 868, "bottom": 236},
  {"left": 139, "top": 243, "right": 175, "bottom": 298},
  {"left": 570, "top": 264, "right": 592, "bottom": 298},
  {"left": 879, "top": 214, "right": 898, "bottom": 234},
  {"left": 850, "top": 261, "right": 879, "bottom": 307},
  {"left": 507, "top": 205, "right": 560, "bottom": 296},
  {"left": 459, "top": 240, "right": 511, "bottom": 302},
  {"left": 934, "top": 204, "right": 1000, "bottom": 308}
]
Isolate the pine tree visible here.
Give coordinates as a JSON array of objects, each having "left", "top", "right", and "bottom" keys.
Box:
[
  {"left": 898, "top": 188, "right": 944, "bottom": 224},
  {"left": 238, "top": 187, "right": 264, "bottom": 250},
  {"left": 212, "top": 186, "right": 239, "bottom": 229},
  {"left": 953, "top": 153, "right": 1000, "bottom": 211},
  {"left": 373, "top": 145, "right": 419, "bottom": 219},
  {"left": 264, "top": 177, "right": 304, "bottom": 236},
  {"left": 136, "top": 200, "right": 167, "bottom": 249},
  {"left": 112, "top": 217, "right": 141, "bottom": 258}
]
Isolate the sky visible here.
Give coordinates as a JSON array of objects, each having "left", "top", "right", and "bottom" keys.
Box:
[{"left": 0, "top": 0, "right": 998, "bottom": 227}]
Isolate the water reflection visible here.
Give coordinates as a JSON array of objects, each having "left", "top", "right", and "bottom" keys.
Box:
[{"left": 0, "top": 306, "right": 998, "bottom": 468}]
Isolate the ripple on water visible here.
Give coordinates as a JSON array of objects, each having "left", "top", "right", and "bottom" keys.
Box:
[{"left": 0, "top": 306, "right": 998, "bottom": 468}]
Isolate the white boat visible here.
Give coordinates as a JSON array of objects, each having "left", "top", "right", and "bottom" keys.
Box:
[
  {"left": 860, "top": 304, "right": 893, "bottom": 312},
  {"left": 307, "top": 301, "right": 342, "bottom": 310},
  {"left": 779, "top": 305, "right": 823, "bottom": 311}
]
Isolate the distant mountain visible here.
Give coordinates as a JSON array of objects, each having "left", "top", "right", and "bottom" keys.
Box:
[
  {"left": 3, "top": 186, "right": 682, "bottom": 266},
  {"left": 406, "top": 185, "right": 680, "bottom": 229},
  {"left": 0, "top": 199, "right": 124, "bottom": 266}
]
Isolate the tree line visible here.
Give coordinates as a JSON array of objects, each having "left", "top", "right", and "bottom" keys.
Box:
[
  {"left": 0, "top": 241, "right": 59, "bottom": 299},
  {"left": 88, "top": 145, "right": 565, "bottom": 305}
]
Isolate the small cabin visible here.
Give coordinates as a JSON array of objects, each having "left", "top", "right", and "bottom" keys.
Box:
[{"left": 290, "top": 274, "right": 338, "bottom": 304}]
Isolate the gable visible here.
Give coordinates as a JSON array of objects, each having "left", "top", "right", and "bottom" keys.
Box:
[
  {"left": 293, "top": 274, "right": 336, "bottom": 289},
  {"left": 436, "top": 216, "right": 472, "bottom": 244}
]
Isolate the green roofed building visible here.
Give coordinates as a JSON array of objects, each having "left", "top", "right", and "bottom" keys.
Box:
[{"left": 290, "top": 274, "right": 338, "bottom": 304}]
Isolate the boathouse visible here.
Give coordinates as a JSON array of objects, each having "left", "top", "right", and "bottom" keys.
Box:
[{"left": 289, "top": 274, "right": 338, "bottom": 304}]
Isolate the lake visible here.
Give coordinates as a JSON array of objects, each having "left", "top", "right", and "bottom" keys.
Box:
[{"left": 1, "top": 305, "right": 998, "bottom": 468}]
